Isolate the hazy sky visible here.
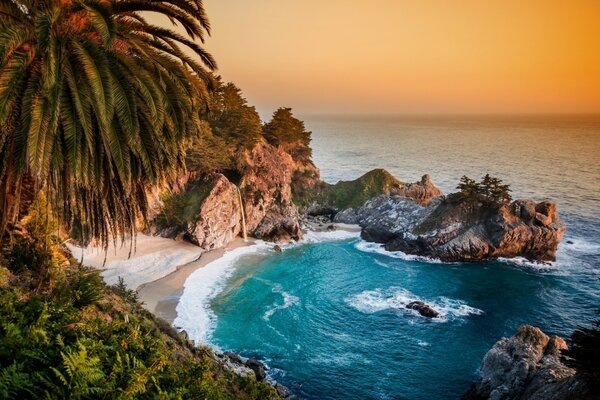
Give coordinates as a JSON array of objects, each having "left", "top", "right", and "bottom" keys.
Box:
[{"left": 158, "top": 1, "right": 600, "bottom": 116}]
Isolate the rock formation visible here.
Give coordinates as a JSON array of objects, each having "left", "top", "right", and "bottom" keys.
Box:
[
  {"left": 298, "top": 169, "right": 443, "bottom": 215},
  {"left": 406, "top": 301, "right": 439, "bottom": 318},
  {"left": 152, "top": 142, "right": 302, "bottom": 248},
  {"left": 335, "top": 192, "right": 565, "bottom": 263},
  {"left": 463, "top": 325, "right": 595, "bottom": 400},
  {"left": 239, "top": 142, "right": 302, "bottom": 242}
]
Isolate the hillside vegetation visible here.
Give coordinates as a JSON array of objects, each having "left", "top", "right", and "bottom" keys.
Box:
[
  {"left": 0, "top": 196, "right": 278, "bottom": 399},
  {"left": 294, "top": 169, "right": 404, "bottom": 210}
]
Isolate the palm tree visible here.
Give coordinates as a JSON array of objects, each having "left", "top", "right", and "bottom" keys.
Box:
[{"left": 0, "top": 0, "right": 216, "bottom": 246}]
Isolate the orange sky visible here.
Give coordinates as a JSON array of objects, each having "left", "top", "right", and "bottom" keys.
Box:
[{"left": 153, "top": 1, "right": 600, "bottom": 116}]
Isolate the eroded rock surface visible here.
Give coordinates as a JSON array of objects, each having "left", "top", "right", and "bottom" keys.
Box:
[
  {"left": 239, "top": 142, "right": 302, "bottom": 242},
  {"left": 463, "top": 325, "right": 594, "bottom": 400},
  {"left": 337, "top": 192, "right": 565, "bottom": 262},
  {"left": 153, "top": 142, "right": 302, "bottom": 248}
]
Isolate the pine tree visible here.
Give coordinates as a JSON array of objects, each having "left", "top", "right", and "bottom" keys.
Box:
[
  {"left": 263, "top": 107, "right": 312, "bottom": 160},
  {"left": 457, "top": 175, "right": 480, "bottom": 202}
]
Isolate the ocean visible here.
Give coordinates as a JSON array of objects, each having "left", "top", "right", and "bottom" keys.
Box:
[{"left": 174, "top": 115, "right": 600, "bottom": 400}]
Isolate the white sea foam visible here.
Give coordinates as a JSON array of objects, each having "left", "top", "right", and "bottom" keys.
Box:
[
  {"left": 345, "top": 287, "right": 483, "bottom": 322},
  {"left": 174, "top": 242, "right": 271, "bottom": 343},
  {"left": 417, "top": 341, "right": 430, "bottom": 347},
  {"left": 263, "top": 283, "right": 300, "bottom": 321},
  {"left": 175, "top": 229, "right": 361, "bottom": 343},
  {"left": 561, "top": 236, "right": 600, "bottom": 254},
  {"left": 298, "top": 229, "right": 361, "bottom": 244},
  {"left": 497, "top": 256, "right": 558, "bottom": 271},
  {"left": 354, "top": 240, "right": 446, "bottom": 264}
]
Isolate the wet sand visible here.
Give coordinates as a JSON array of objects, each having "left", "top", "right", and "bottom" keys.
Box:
[{"left": 137, "top": 237, "right": 254, "bottom": 324}]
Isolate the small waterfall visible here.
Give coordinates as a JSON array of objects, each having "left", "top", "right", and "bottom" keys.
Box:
[{"left": 236, "top": 186, "right": 248, "bottom": 242}]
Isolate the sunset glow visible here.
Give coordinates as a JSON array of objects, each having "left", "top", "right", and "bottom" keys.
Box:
[{"left": 185, "top": 1, "right": 600, "bottom": 115}]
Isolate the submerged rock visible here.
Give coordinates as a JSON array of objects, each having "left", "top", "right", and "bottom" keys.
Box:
[
  {"left": 463, "top": 325, "right": 594, "bottom": 400},
  {"left": 406, "top": 301, "right": 439, "bottom": 318}
]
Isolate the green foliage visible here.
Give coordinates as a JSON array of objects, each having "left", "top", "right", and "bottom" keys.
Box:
[
  {"left": 563, "top": 308, "right": 600, "bottom": 383},
  {"left": 49, "top": 343, "right": 105, "bottom": 399},
  {"left": 457, "top": 174, "right": 512, "bottom": 208},
  {"left": 205, "top": 82, "right": 263, "bottom": 149},
  {"left": 5, "top": 193, "right": 67, "bottom": 291},
  {"left": 0, "top": 232, "right": 279, "bottom": 399},
  {"left": 153, "top": 181, "right": 214, "bottom": 231},
  {"left": 295, "top": 168, "right": 403, "bottom": 209},
  {"left": 187, "top": 121, "right": 234, "bottom": 176},
  {"left": 264, "top": 107, "right": 312, "bottom": 160},
  {"left": 0, "top": 0, "right": 216, "bottom": 246},
  {"left": 0, "top": 362, "right": 34, "bottom": 399},
  {"left": 112, "top": 277, "right": 140, "bottom": 305},
  {"left": 63, "top": 269, "right": 103, "bottom": 309}
]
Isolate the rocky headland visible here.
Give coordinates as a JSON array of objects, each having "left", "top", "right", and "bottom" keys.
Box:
[
  {"left": 147, "top": 136, "right": 565, "bottom": 264},
  {"left": 463, "top": 325, "right": 596, "bottom": 400},
  {"left": 333, "top": 191, "right": 565, "bottom": 263}
]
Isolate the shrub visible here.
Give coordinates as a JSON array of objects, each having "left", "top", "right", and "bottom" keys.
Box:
[{"left": 563, "top": 308, "right": 600, "bottom": 383}]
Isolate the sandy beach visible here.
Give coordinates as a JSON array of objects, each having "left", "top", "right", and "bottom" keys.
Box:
[
  {"left": 137, "top": 237, "right": 253, "bottom": 324},
  {"left": 69, "top": 224, "right": 359, "bottom": 326}
]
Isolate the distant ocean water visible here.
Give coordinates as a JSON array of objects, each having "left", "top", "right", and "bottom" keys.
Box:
[{"left": 175, "top": 115, "right": 600, "bottom": 400}]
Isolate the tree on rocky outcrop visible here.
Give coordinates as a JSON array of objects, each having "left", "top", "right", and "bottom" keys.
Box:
[
  {"left": 204, "top": 81, "right": 264, "bottom": 149},
  {"left": 480, "top": 174, "right": 512, "bottom": 206},
  {"left": 457, "top": 176, "right": 480, "bottom": 203},
  {"left": 264, "top": 108, "right": 312, "bottom": 161},
  {"left": 186, "top": 121, "right": 233, "bottom": 176},
  {"left": 563, "top": 308, "right": 600, "bottom": 384},
  {"left": 457, "top": 174, "right": 511, "bottom": 209}
]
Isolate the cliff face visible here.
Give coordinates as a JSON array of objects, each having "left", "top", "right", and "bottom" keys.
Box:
[
  {"left": 464, "top": 326, "right": 594, "bottom": 400},
  {"left": 152, "top": 142, "right": 302, "bottom": 249},
  {"left": 239, "top": 142, "right": 302, "bottom": 242},
  {"left": 336, "top": 192, "right": 565, "bottom": 262}
]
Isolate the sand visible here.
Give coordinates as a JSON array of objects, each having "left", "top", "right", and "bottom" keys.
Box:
[
  {"left": 69, "top": 223, "right": 359, "bottom": 325},
  {"left": 137, "top": 237, "right": 253, "bottom": 324}
]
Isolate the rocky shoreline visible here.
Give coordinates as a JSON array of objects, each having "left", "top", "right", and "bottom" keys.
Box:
[
  {"left": 140, "top": 139, "right": 570, "bottom": 399},
  {"left": 463, "top": 326, "right": 596, "bottom": 400},
  {"left": 150, "top": 141, "right": 566, "bottom": 264}
]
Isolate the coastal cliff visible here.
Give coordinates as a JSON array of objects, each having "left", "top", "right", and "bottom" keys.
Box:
[
  {"left": 152, "top": 142, "right": 302, "bottom": 248},
  {"left": 463, "top": 326, "right": 595, "bottom": 400},
  {"left": 334, "top": 192, "right": 565, "bottom": 262}
]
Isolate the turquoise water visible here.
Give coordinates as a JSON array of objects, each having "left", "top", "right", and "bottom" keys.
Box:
[
  {"left": 175, "top": 116, "right": 600, "bottom": 399},
  {"left": 198, "top": 235, "right": 597, "bottom": 400}
]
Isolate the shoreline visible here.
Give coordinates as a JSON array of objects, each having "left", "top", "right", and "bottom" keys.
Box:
[
  {"left": 137, "top": 237, "right": 255, "bottom": 324},
  {"left": 137, "top": 223, "right": 361, "bottom": 325}
]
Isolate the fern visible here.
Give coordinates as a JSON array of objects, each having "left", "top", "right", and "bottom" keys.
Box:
[
  {"left": 0, "top": 363, "right": 34, "bottom": 399},
  {"left": 49, "top": 343, "right": 105, "bottom": 399}
]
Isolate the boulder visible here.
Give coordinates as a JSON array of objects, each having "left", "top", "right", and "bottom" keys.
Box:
[
  {"left": 406, "top": 301, "right": 439, "bottom": 318},
  {"left": 245, "top": 358, "right": 267, "bottom": 381},
  {"left": 153, "top": 142, "right": 303, "bottom": 247},
  {"left": 152, "top": 174, "right": 242, "bottom": 251},
  {"left": 463, "top": 325, "right": 593, "bottom": 400}
]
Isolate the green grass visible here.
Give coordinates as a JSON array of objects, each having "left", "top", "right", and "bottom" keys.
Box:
[{"left": 294, "top": 168, "right": 404, "bottom": 210}]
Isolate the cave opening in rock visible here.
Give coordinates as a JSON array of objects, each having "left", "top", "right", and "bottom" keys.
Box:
[{"left": 223, "top": 169, "right": 242, "bottom": 185}]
